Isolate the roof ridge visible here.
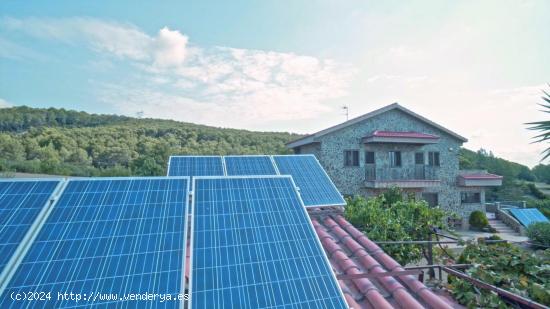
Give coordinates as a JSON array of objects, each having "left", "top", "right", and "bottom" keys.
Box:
[{"left": 287, "top": 102, "right": 467, "bottom": 148}]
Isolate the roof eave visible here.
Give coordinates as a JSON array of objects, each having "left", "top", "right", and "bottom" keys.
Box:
[{"left": 286, "top": 136, "right": 317, "bottom": 148}]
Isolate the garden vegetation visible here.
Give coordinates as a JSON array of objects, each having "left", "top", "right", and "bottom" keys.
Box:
[{"left": 344, "top": 187, "right": 448, "bottom": 265}]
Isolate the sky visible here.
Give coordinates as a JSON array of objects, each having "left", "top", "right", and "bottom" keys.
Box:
[{"left": 0, "top": 0, "right": 549, "bottom": 167}]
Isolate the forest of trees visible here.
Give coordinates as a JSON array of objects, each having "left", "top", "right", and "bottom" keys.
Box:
[
  {"left": 0, "top": 106, "right": 132, "bottom": 131},
  {"left": 0, "top": 106, "right": 300, "bottom": 176}
]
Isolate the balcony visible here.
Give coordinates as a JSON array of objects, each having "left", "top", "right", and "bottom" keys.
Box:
[{"left": 364, "top": 165, "right": 441, "bottom": 188}]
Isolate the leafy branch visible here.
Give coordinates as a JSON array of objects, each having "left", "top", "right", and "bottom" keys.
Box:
[{"left": 526, "top": 86, "right": 550, "bottom": 160}]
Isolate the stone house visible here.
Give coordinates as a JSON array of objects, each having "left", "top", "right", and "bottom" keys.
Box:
[{"left": 286, "top": 103, "right": 502, "bottom": 224}]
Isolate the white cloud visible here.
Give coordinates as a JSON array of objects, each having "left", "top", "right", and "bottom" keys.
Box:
[
  {"left": 1, "top": 17, "right": 352, "bottom": 129},
  {"left": 0, "top": 98, "right": 13, "bottom": 108},
  {"left": 1, "top": 17, "right": 152, "bottom": 60},
  {"left": 0, "top": 37, "right": 46, "bottom": 61},
  {"left": 1, "top": 17, "right": 190, "bottom": 65},
  {"left": 153, "top": 27, "right": 188, "bottom": 68}
]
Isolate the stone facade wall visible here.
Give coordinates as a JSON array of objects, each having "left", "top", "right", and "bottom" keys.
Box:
[
  {"left": 297, "top": 109, "right": 484, "bottom": 220},
  {"left": 296, "top": 143, "right": 321, "bottom": 157}
]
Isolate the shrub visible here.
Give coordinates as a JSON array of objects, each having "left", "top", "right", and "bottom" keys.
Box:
[
  {"left": 527, "top": 222, "right": 550, "bottom": 248},
  {"left": 469, "top": 210, "right": 489, "bottom": 229},
  {"left": 477, "top": 234, "right": 502, "bottom": 245},
  {"left": 527, "top": 198, "right": 550, "bottom": 219},
  {"left": 527, "top": 183, "right": 547, "bottom": 199}
]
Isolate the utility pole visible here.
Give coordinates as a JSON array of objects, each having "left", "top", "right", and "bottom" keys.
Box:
[
  {"left": 136, "top": 111, "right": 144, "bottom": 119},
  {"left": 342, "top": 106, "right": 349, "bottom": 121}
]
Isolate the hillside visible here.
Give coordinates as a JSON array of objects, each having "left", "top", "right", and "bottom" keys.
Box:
[{"left": 0, "top": 106, "right": 301, "bottom": 176}]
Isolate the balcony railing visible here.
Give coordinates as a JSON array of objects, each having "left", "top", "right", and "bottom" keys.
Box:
[{"left": 365, "top": 165, "right": 438, "bottom": 181}]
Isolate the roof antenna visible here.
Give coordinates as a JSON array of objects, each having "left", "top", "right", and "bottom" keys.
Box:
[{"left": 342, "top": 106, "right": 349, "bottom": 121}]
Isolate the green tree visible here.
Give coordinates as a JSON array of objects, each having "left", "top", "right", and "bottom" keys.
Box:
[
  {"left": 132, "top": 157, "right": 164, "bottom": 176},
  {"left": 527, "top": 87, "right": 550, "bottom": 160},
  {"left": 0, "top": 134, "right": 25, "bottom": 161},
  {"left": 533, "top": 164, "right": 550, "bottom": 184}
]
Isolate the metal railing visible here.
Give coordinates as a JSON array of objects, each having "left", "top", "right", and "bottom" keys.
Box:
[{"left": 365, "top": 165, "right": 438, "bottom": 181}]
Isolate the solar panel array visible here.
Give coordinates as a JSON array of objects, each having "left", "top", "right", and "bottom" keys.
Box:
[
  {"left": 168, "top": 155, "right": 345, "bottom": 208},
  {"left": 190, "top": 176, "right": 347, "bottom": 309},
  {"left": 0, "top": 154, "right": 347, "bottom": 307},
  {"left": 0, "top": 180, "right": 61, "bottom": 275},
  {"left": 168, "top": 156, "right": 224, "bottom": 177},
  {"left": 508, "top": 208, "right": 549, "bottom": 227},
  {"left": 273, "top": 155, "right": 345, "bottom": 207},
  {"left": 0, "top": 177, "right": 189, "bottom": 308},
  {"left": 224, "top": 155, "right": 277, "bottom": 176}
]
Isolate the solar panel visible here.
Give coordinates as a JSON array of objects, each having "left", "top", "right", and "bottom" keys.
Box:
[
  {"left": 168, "top": 156, "right": 224, "bottom": 177},
  {"left": 0, "top": 177, "right": 190, "bottom": 308},
  {"left": 0, "top": 179, "right": 61, "bottom": 275},
  {"left": 272, "top": 155, "right": 346, "bottom": 207},
  {"left": 190, "top": 176, "right": 347, "bottom": 309},
  {"left": 224, "top": 155, "right": 278, "bottom": 176},
  {"left": 508, "top": 208, "right": 549, "bottom": 227}
]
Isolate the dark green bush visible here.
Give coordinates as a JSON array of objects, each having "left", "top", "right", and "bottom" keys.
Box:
[
  {"left": 469, "top": 210, "right": 489, "bottom": 229},
  {"left": 527, "top": 183, "right": 547, "bottom": 199},
  {"left": 527, "top": 222, "right": 550, "bottom": 248}
]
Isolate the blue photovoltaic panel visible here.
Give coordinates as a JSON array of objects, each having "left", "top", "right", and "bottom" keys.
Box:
[
  {"left": 508, "top": 208, "right": 549, "bottom": 227},
  {"left": 191, "top": 176, "right": 347, "bottom": 309},
  {"left": 224, "top": 156, "right": 277, "bottom": 176},
  {"left": 273, "top": 155, "right": 345, "bottom": 207},
  {"left": 0, "top": 177, "right": 189, "bottom": 308},
  {"left": 0, "top": 180, "right": 60, "bottom": 275},
  {"left": 168, "top": 156, "right": 224, "bottom": 177}
]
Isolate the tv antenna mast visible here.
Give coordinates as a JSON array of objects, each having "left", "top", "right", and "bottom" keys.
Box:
[
  {"left": 136, "top": 111, "right": 144, "bottom": 119},
  {"left": 342, "top": 106, "right": 349, "bottom": 121}
]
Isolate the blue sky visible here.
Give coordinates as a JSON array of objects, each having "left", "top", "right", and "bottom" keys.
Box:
[{"left": 0, "top": 0, "right": 549, "bottom": 166}]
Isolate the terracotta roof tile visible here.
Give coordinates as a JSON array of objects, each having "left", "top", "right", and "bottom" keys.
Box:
[{"left": 309, "top": 208, "right": 459, "bottom": 309}]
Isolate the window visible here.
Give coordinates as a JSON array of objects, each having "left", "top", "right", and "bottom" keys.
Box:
[
  {"left": 422, "top": 193, "right": 439, "bottom": 207},
  {"left": 461, "top": 192, "right": 481, "bottom": 204},
  {"left": 344, "top": 150, "right": 359, "bottom": 167},
  {"left": 428, "top": 152, "right": 440, "bottom": 166},
  {"left": 389, "top": 151, "right": 401, "bottom": 167},
  {"left": 365, "top": 151, "right": 375, "bottom": 164},
  {"left": 415, "top": 152, "right": 424, "bottom": 165}
]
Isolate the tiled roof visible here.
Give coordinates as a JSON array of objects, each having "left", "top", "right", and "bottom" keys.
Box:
[
  {"left": 459, "top": 173, "right": 503, "bottom": 180},
  {"left": 184, "top": 210, "right": 459, "bottom": 308},
  {"left": 309, "top": 209, "right": 458, "bottom": 309},
  {"left": 369, "top": 131, "right": 440, "bottom": 139}
]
